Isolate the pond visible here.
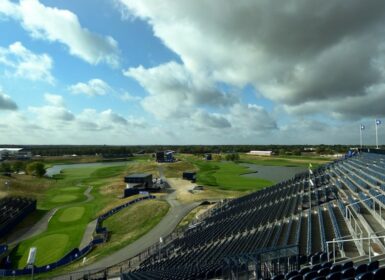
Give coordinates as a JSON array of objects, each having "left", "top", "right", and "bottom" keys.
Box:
[
  {"left": 45, "top": 161, "right": 131, "bottom": 177},
  {"left": 239, "top": 163, "right": 306, "bottom": 183}
]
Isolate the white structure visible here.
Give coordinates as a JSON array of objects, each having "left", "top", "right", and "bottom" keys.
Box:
[
  {"left": 0, "top": 148, "right": 31, "bottom": 160},
  {"left": 247, "top": 150, "right": 273, "bottom": 156}
]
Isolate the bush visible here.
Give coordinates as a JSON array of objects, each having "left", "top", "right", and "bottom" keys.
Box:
[
  {"left": 26, "top": 162, "right": 46, "bottom": 177},
  {"left": 225, "top": 153, "right": 240, "bottom": 161}
]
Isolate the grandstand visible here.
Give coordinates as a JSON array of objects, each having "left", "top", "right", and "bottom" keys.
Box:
[
  {"left": 116, "top": 151, "right": 385, "bottom": 279},
  {"left": 0, "top": 196, "right": 36, "bottom": 237}
]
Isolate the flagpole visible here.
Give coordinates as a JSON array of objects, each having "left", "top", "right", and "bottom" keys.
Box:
[{"left": 376, "top": 120, "right": 379, "bottom": 149}]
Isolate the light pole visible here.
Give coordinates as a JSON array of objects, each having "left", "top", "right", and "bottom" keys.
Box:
[{"left": 27, "top": 247, "right": 37, "bottom": 280}]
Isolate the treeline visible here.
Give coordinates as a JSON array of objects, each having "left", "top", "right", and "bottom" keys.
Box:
[
  {"left": 0, "top": 144, "right": 353, "bottom": 156},
  {"left": 0, "top": 161, "right": 46, "bottom": 177}
]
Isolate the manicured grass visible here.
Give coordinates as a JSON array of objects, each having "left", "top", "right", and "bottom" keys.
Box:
[
  {"left": 194, "top": 161, "right": 273, "bottom": 191},
  {"left": 58, "top": 206, "right": 85, "bottom": 222},
  {"left": 51, "top": 194, "right": 79, "bottom": 203},
  {"left": 61, "top": 187, "right": 81, "bottom": 192},
  {"left": 8, "top": 162, "right": 150, "bottom": 269},
  {"left": 7, "top": 158, "right": 166, "bottom": 270},
  {"left": 12, "top": 233, "right": 71, "bottom": 268}
]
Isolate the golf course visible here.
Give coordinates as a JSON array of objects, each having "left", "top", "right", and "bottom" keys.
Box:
[{"left": 0, "top": 152, "right": 333, "bottom": 277}]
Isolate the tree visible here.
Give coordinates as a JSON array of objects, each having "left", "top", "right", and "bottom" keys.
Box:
[
  {"left": 0, "top": 162, "right": 12, "bottom": 173},
  {"left": 225, "top": 153, "right": 240, "bottom": 161},
  {"left": 26, "top": 162, "right": 46, "bottom": 177},
  {"left": 13, "top": 161, "right": 26, "bottom": 173}
]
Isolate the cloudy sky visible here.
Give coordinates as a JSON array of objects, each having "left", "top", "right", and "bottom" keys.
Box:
[{"left": 0, "top": 0, "right": 385, "bottom": 145}]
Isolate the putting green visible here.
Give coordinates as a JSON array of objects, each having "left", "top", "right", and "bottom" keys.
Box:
[
  {"left": 20, "top": 234, "right": 70, "bottom": 267},
  {"left": 61, "top": 187, "right": 81, "bottom": 192},
  {"left": 51, "top": 194, "right": 78, "bottom": 203},
  {"left": 58, "top": 206, "right": 85, "bottom": 222}
]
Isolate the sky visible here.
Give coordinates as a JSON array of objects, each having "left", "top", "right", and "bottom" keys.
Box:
[{"left": 0, "top": 0, "right": 385, "bottom": 145}]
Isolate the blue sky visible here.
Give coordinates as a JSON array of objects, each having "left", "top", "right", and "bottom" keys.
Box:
[{"left": 0, "top": 0, "right": 385, "bottom": 145}]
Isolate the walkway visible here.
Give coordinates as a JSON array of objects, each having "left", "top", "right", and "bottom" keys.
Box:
[{"left": 78, "top": 186, "right": 97, "bottom": 249}]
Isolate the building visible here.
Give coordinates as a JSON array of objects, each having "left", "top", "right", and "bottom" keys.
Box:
[
  {"left": 155, "top": 150, "right": 175, "bottom": 162},
  {"left": 165, "top": 151, "right": 174, "bottom": 162},
  {"left": 183, "top": 171, "right": 197, "bottom": 182},
  {"left": 247, "top": 150, "right": 273, "bottom": 156},
  {"left": 155, "top": 151, "right": 165, "bottom": 162},
  {"left": 124, "top": 173, "right": 153, "bottom": 188},
  {"left": 205, "top": 153, "right": 212, "bottom": 160},
  {"left": 124, "top": 173, "right": 156, "bottom": 197},
  {"left": 0, "top": 148, "right": 32, "bottom": 161}
]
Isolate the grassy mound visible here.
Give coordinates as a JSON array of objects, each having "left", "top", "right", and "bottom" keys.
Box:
[
  {"left": 58, "top": 207, "right": 85, "bottom": 222},
  {"left": 51, "top": 194, "right": 79, "bottom": 203}
]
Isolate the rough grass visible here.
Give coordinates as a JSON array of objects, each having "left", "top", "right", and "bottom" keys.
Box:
[
  {"left": 240, "top": 154, "right": 333, "bottom": 167},
  {"left": 161, "top": 161, "right": 196, "bottom": 178},
  {"left": 72, "top": 199, "right": 170, "bottom": 266}
]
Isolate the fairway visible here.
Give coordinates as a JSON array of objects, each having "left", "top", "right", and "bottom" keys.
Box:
[
  {"left": 51, "top": 194, "right": 79, "bottom": 203},
  {"left": 16, "top": 233, "right": 70, "bottom": 268},
  {"left": 58, "top": 207, "right": 85, "bottom": 222},
  {"left": 61, "top": 187, "right": 81, "bottom": 192},
  {"left": 194, "top": 161, "right": 273, "bottom": 191}
]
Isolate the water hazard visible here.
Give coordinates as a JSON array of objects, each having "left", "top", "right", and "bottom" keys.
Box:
[{"left": 45, "top": 161, "right": 130, "bottom": 177}]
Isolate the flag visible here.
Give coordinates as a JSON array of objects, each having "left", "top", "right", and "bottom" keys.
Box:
[
  {"left": 361, "top": 124, "right": 365, "bottom": 130},
  {"left": 376, "top": 119, "right": 381, "bottom": 126}
]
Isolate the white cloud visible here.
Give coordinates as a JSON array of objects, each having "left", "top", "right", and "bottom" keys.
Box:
[
  {"left": 124, "top": 61, "right": 236, "bottom": 120},
  {"left": 29, "top": 94, "right": 75, "bottom": 125},
  {"left": 69, "top": 79, "right": 113, "bottom": 97},
  {"left": 229, "top": 104, "right": 277, "bottom": 132},
  {"left": 0, "top": 41, "right": 54, "bottom": 83},
  {"left": 120, "top": 91, "right": 141, "bottom": 102},
  {"left": 0, "top": 88, "right": 18, "bottom": 110},
  {"left": 44, "top": 93, "right": 65, "bottom": 106},
  {"left": 0, "top": 0, "right": 119, "bottom": 67},
  {"left": 118, "top": 0, "right": 385, "bottom": 121}
]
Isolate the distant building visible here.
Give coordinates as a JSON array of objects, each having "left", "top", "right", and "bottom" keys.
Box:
[
  {"left": 0, "top": 148, "right": 31, "bottom": 160},
  {"left": 205, "top": 153, "right": 212, "bottom": 160},
  {"left": 247, "top": 150, "right": 273, "bottom": 156},
  {"left": 156, "top": 151, "right": 165, "bottom": 162},
  {"left": 183, "top": 171, "right": 197, "bottom": 182},
  {"left": 156, "top": 150, "right": 175, "bottom": 162}
]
